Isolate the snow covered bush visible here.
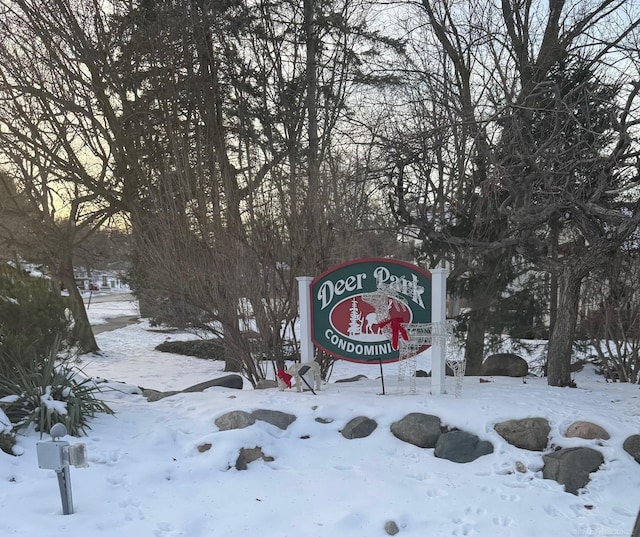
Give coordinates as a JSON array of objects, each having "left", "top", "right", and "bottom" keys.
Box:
[
  {"left": 0, "top": 264, "right": 111, "bottom": 438},
  {"left": 0, "top": 338, "right": 113, "bottom": 437}
]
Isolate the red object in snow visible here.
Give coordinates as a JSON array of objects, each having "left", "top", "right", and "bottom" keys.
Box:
[
  {"left": 376, "top": 317, "right": 408, "bottom": 350},
  {"left": 277, "top": 369, "right": 293, "bottom": 388}
]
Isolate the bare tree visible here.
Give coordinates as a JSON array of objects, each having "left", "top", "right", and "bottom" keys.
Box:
[
  {"left": 0, "top": 0, "right": 404, "bottom": 380},
  {"left": 0, "top": 0, "right": 152, "bottom": 352},
  {"left": 121, "top": 0, "right": 402, "bottom": 381},
  {"left": 581, "top": 245, "right": 640, "bottom": 383}
]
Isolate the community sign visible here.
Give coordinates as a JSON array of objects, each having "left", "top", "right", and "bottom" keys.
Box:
[{"left": 311, "top": 258, "right": 432, "bottom": 364}]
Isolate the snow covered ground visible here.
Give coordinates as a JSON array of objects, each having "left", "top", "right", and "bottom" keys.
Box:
[{"left": 1, "top": 293, "right": 639, "bottom": 536}]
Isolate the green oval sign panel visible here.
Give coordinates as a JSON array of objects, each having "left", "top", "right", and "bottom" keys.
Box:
[{"left": 311, "top": 258, "right": 432, "bottom": 364}]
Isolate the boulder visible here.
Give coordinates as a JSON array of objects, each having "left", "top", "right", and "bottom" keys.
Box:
[
  {"left": 215, "top": 410, "right": 256, "bottom": 431},
  {"left": 494, "top": 417, "right": 550, "bottom": 451},
  {"left": 341, "top": 416, "right": 378, "bottom": 439},
  {"left": 390, "top": 413, "right": 442, "bottom": 448},
  {"left": 434, "top": 430, "right": 494, "bottom": 463},
  {"left": 542, "top": 447, "right": 604, "bottom": 495},
  {"left": 623, "top": 434, "right": 640, "bottom": 463},
  {"left": 182, "top": 374, "right": 243, "bottom": 392},
  {"left": 144, "top": 374, "right": 244, "bottom": 401},
  {"left": 251, "top": 409, "right": 296, "bottom": 430},
  {"left": 480, "top": 353, "right": 528, "bottom": 377},
  {"left": 565, "top": 421, "right": 610, "bottom": 440}
]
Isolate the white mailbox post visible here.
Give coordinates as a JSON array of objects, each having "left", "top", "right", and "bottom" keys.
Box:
[{"left": 36, "top": 423, "right": 88, "bottom": 515}]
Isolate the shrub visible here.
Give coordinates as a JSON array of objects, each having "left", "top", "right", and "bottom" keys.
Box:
[
  {"left": 0, "top": 263, "right": 71, "bottom": 379},
  {"left": 155, "top": 338, "right": 300, "bottom": 364},
  {"left": 0, "top": 338, "right": 113, "bottom": 437},
  {"left": 155, "top": 339, "right": 225, "bottom": 360}
]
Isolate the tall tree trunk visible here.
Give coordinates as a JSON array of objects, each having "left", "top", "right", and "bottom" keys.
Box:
[
  {"left": 303, "top": 0, "right": 324, "bottom": 272},
  {"left": 548, "top": 219, "right": 560, "bottom": 337},
  {"left": 58, "top": 251, "right": 99, "bottom": 354},
  {"left": 129, "top": 210, "right": 156, "bottom": 319},
  {"left": 464, "top": 306, "right": 488, "bottom": 375},
  {"left": 547, "top": 269, "right": 582, "bottom": 387}
]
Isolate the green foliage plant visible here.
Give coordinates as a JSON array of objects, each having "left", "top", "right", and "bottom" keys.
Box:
[
  {"left": 0, "top": 263, "right": 71, "bottom": 378},
  {"left": 0, "top": 263, "right": 112, "bottom": 439},
  {"left": 0, "top": 337, "right": 113, "bottom": 437}
]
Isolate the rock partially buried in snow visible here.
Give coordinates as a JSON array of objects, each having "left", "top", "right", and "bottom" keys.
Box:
[
  {"left": 480, "top": 353, "right": 528, "bottom": 377},
  {"left": 334, "top": 374, "right": 368, "bottom": 383},
  {"left": 542, "top": 447, "right": 604, "bottom": 494},
  {"left": 182, "top": 374, "right": 243, "bottom": 392},
  {"left": 143, "top": 374, "right": 243, "bottom": 401},
  {"left": 254, "top": 379, "right": 278, "bottom": 390},
  {"left": 251, "top": 409, "right": 296, "bottom": 430},
  {"left": 390, "top": 412, "right": 442, "bottom": 448},
  {"left": 143, "top": 388, "right": 180, "bottom": 402},
  {"left": 235, "top": 446, "right": 274, "bottom": 470},
  {"left": 494, "top": 417, "right": 550, "bottom": 451},
  {"left": 215, "top": 410, "right": 256, "bottom": 431},
  {"left": 341, "top": 416, "right": 377, "bottom": 439},
  {"left": 434, "top": 430, "right": 494, "bottom": 463},
  {"left": 565, "top": 421, "right": 610, "bottom": 440},
  {"left": 623, "top": 435, "right": 640, "bottom": 463},
  {"left": 384, "top": 520, "right": 400, "bottom": 535}
]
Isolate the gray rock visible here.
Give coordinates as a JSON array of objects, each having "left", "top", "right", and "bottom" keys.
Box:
[
  {"left": 335, "top": 374, "right": 368, "bottom": 383},
  {"left": 434, "top": 430, "right": 494, "bottom": 463},
  {"left": 215, "top": 410, "right": 256, "bottom": 431},
  {"left": 390, "top": 413, "right": 442, "bottom": 448},
  {"left": 623, "top": 434, "right": 640, "bottom": 463},
  {"left": 143, "top": 374, "right": 244, "bottom": 401},
  {"left": 494, "top": 417, "right": 550, "bottom": 451},
  {"left": 542, "top": 447, "right": 604, "bottom": 494},
  {"left": 252, "top": 409, "right": 297, "bottom": 430},
  {"left": 480, "top": 353, "right": 529, "bottom": 377},
  {"left": 565, "top": 421, "right": 610, "bottom": 440},
  {"left": 384, "top": 520, "right": 400, "bottom": 535},
  {"left": 255, "top": 379, "right": 279, "bottom": 390},
  {"left": 183, "top": 374, "right": 243, "bottom": 392},
  {"left": 235, "top": 446, "right": 274, "bottom": 470},
  {"left": 341, "top": 416, "right": 378, "bottom": 439},
  {"left": 143, "top": 389, "right": 180, "bottom": 402}
]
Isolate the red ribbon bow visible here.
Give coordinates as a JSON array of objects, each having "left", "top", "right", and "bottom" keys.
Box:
[
  {"left": 277, "top": 369, "right": 293, "bottom": 388},
  {"left": 376, "top": 317, "right": 408, "bottom": 350}
]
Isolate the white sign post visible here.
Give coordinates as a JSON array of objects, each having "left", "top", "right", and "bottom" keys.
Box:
[
  {"left": 297, "top": 276, "right": 314, "bottom": 363},
  {"left": 430, "top": 265, "right": 449, "bottom": 395}
]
